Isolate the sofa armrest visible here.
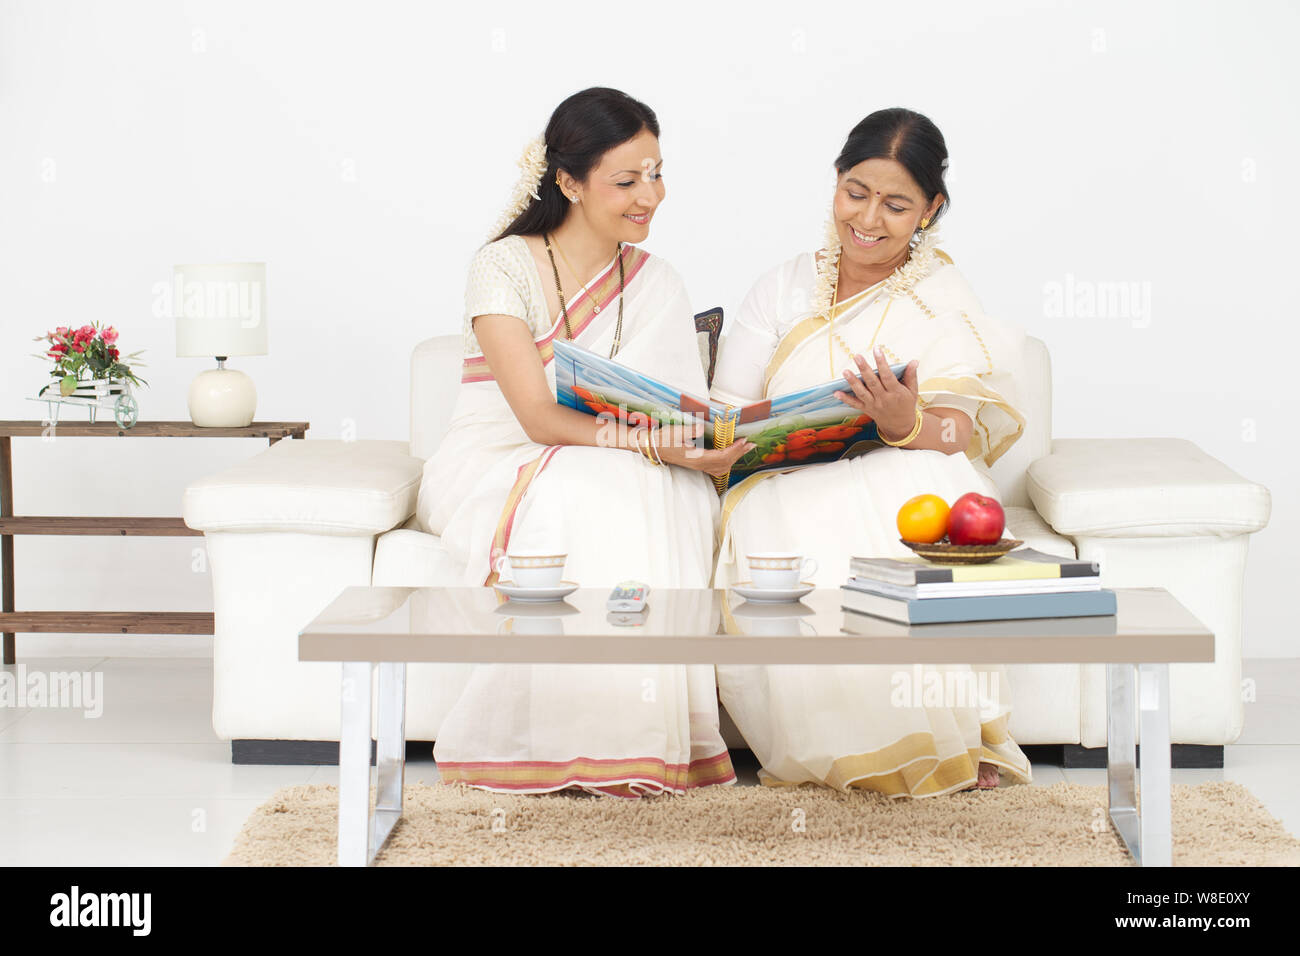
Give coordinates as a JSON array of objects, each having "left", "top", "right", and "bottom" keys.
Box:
[
  {"left": 182, "top": 439, "right": 423, "bottom": 536},
  {"left": 1026, "top": 438, "right": 1271, "bottom": 538}
]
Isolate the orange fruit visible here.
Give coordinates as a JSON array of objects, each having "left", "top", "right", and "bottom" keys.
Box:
[{"left": 896, "top": 494, "right": 950, "bottom": 543}]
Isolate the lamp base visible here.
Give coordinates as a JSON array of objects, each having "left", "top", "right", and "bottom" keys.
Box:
[{"left": 189, "top": 367, "right": 257, "bottom": 427}]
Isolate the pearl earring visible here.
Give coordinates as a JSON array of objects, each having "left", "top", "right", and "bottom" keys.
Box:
[{"left": 569, "top": 196, "right": 578, "bottom": 204}]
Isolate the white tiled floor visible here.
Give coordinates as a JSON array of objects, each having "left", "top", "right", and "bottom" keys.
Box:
[{"left": 2, "top": 656, "right": 1297, "bottom": 865}]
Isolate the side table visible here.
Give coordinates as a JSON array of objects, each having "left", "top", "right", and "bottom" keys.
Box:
[{"left": 0, "top": 420, "right": 309, "bottom": 663}]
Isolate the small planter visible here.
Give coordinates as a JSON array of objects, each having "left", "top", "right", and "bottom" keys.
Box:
[
  {"left": 68, "top": 378, "right": 128, "bottom": 399},
  {"left": 32, "top": 377, "right": 139, "bottom": 428}
]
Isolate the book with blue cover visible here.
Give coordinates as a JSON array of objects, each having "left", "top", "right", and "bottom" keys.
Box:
[
  {"left": 839, "top": 585, "right": 1118, "bottom": 625},
  {"left": 552, "top": 338, "right": 907, "bottom": 490}
]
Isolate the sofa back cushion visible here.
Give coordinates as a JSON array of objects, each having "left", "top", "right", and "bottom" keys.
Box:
[
  {"left": 986, "top": 335, "right": 1051, "bottom": 509},
  {"left": 410, "top": 335, "right": 463, "bottom": 462}
]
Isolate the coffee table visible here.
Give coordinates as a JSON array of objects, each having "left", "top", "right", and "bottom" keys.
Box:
[{"left": 298, "top": 585, "right": 1214, "bottom": 867}]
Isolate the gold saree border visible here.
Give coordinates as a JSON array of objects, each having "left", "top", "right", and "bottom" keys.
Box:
[
  {"left": 759, "top": 247, "right": 953, "bottom": 398},
  {"left": 461, "top": 244, "right": 650, "bottom": 384},
  {"left": 715, "top": 467, "right": 807, "bottom": 582},
  {"left": 916, "top": 374, "right": 1026, "bottom": 467},
  {"left": 760, "top": 277, "right": 886, "bottom": 398},
  {"left": 758, "top": 715, "right": 1030, "bottom": 797}
]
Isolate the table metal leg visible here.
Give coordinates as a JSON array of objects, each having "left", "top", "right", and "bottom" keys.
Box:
[
  {"left": 1138, "top": 663, "right": 1172, "bottom": 866},
  {"left": 338, "top": 662, "right": 373, "bottom": 867},
  {"left": 1107, "top": 662, "right": 1140, "bottom": 861},
  {"left": 1107, "top": 661, "right": 1173, "bottom": 866},
  {"left": 371, "top": 662, "right": 406, "bottom": 858}
]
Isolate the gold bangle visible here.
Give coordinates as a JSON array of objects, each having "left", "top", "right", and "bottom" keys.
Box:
[
  {"left": 647, "top": 426, "right": 666, "bottom": 466},
  {"left": 879, "top": 404, "right": 924, "bottom": 447}
]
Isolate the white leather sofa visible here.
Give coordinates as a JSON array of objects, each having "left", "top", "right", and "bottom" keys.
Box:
[{"left": 182, "top": 334, "right": 1271, "bottom": 760}]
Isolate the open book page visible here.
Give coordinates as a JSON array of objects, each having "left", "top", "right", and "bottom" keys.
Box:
[
  {"left": 711, "top": 362, "right": 908, "bottom": 488},
  {"left": 554, "top": 340, "right": 907, "bottom": 488},
  {"left": 553, "top": 338, "right": 709, "bottom": 431}
]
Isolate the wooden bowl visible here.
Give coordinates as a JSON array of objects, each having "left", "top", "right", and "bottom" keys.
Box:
[{"left": 899, "top": 537, "right": 1024, "bottom": 565}]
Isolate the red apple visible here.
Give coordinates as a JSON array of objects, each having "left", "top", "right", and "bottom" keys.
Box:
[{"left": 946, "top": 492, "right": 1005, "bottom": 545}]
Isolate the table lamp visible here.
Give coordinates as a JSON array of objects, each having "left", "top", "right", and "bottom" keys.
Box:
[{"left": 173, "top": 262, "right": 268, "bottom": 427}]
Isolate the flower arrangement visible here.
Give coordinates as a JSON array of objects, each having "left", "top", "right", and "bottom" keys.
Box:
[
  {"left": 31, "top": 323, "right": 148, "bottom": 397},
  {"left": 489, "top": 134, "right": 548, "bottom": 239}
]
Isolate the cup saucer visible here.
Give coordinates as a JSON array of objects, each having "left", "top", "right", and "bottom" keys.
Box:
[
  {"left": 493, "top": 580, "right": 580, "bottom": 603},
  {"left": 729, "top": 580, "right": 816, "bottom": 604}
]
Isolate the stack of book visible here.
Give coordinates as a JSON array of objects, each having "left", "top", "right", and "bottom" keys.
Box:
[{"left": 841, "top": 547, "right": 1116, "bottom": 625}]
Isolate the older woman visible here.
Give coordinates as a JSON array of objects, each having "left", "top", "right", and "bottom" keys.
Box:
[{"left": 710, "top": 108, "right": 1032, "bottom": 796}]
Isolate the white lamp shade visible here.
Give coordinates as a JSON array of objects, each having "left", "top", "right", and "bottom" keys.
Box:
[{"left": 174, "top": 262, "right": 269, "bottom": 357}]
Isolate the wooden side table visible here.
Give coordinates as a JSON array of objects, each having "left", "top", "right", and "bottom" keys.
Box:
[{"left": 0, "top": 420, "right": 310, "bottom": 663}]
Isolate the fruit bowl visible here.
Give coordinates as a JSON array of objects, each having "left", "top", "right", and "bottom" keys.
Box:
[{"left": 899, "top": 537, "right": 1024, "bottom": 565}]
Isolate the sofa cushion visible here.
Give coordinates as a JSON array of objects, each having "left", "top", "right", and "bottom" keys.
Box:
[
  {"left": 372, "top": 528, "right": 466, "bottom": 587},
  {"left": 1026, "top": 438, "right": 1271, "bottom": 537},
  {"left": 183, "top": 439, "right": 423, "bottom": 536},
  {"left": 1002, "top": 505, "right": 1076, "bottom": 558}
]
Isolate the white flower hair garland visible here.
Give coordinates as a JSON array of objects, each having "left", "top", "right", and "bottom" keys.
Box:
[
  {"left": 811, "top": 208, "right": 942, "bottom": 316},
  {"left": 490, "top": 134, "right": 548, "bottom": 239}
]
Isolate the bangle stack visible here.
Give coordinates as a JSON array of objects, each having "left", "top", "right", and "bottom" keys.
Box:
[
  {"left": 633, "top": 426, "right": 665, "bottom": 466},
  {"left": 879, "top": 404, "right": 925, "bottom": 447}
]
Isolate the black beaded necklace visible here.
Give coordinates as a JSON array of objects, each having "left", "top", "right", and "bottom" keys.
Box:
[{"left": 543, "top": 233, "right": 625, "bottom": 359}]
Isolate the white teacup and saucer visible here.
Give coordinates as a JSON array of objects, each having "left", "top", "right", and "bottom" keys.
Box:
[
  {"left": 492, "top": 551, "right": 579, "bottom": 603},
  {"left": 730, "top": 552, "right": 818, "bottom": 604}
]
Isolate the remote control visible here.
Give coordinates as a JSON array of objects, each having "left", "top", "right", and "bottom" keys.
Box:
[{"left": 606, "top": 581, "right": 650, "bottom": 613}]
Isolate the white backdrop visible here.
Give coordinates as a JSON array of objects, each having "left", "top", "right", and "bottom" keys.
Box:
[{"left": 1, "top": 0, "right": 1296, "bottom": 656}]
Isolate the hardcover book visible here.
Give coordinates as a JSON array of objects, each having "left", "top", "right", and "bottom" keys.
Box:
[
  {"left": 845, "top": 575, "right": 1102, "bottom": 601},
  {"left": 848, "top": 547, "right": 1101, "bottom": 587},
  {"left": 553, "top": 338, "right": 907, "bottom": 490},
  {"left": 839, "top": 586, "right": 1118, "bottom": 625}
]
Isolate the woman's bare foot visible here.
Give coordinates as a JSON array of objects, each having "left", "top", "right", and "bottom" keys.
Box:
[
  {"left": 959, "top": 762, "right": 1001, "bottom": 792},
  {"left": 976, "top": 762, "right": 1000, "bottom": 789}
]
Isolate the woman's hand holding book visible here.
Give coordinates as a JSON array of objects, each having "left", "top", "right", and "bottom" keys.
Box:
[
  {"left": 836, "top": 347, "right": 920, "bottom": 441},
  {"left": 648, "top": 423, "right": 755, "bottom": 478}
]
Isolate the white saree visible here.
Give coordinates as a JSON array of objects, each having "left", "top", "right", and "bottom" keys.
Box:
[
  {"left": 709, "top": 238, "right": 1033, "bottom": 797},
  {"left": 413, "top": 235, "right": 734, "bottom": 797}
]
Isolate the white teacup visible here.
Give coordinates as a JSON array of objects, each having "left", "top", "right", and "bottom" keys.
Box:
[
  {"left": 746, "top": 552, "right": 818, "bottom": 590},
  {"left": 493, "top": 551, "right": 566, "bottom": 589}
]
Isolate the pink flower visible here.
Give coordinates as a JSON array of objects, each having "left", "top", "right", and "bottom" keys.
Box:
[
  {"left": 54, "top": 326, "right": 70, "bottom": 337},
  {"left": 102, "top": 326, "right": 119, "bottom": 345},
  {"left": 71, "top": 342, "right": 84, "bottom": 353}
]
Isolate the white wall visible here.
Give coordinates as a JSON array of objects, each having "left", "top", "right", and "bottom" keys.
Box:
[{"left": 2, "top": 0, "right": 1296, "bottom": 656}]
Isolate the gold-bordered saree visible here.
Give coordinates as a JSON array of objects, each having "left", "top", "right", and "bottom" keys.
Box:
[{"left": 709, "top": 241, "right": 1034, "bottom": 796}]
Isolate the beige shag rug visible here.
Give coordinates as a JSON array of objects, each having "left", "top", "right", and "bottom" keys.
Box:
[{"left": 223, "top": 780, "right": 1300, "bottom": 866}]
